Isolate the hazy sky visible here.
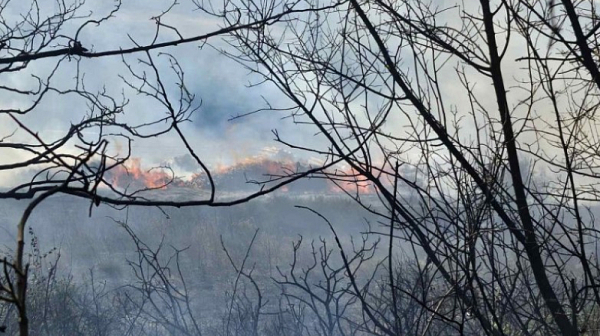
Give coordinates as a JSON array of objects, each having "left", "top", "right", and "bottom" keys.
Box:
[
  {"left": 0, "top": 0, "right": 334, "bottom": 186},
  {"left": 0, "top": 0, "right": 568, "bottom": 189}
]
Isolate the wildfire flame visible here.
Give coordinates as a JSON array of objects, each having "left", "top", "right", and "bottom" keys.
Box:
[
  {"left": 327, "top": 167, "right": 376, "bottom": 194},
  {"left": 108, "top": 158, "right": 183, "bottom": 190},
  {"left": 106, "top": 156, "right": 378, "bottom": 195}
]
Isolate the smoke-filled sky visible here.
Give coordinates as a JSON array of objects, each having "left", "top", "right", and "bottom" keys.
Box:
[
  {"left": 0, "top": 0, "right": 564, "bottom": 190},
  {"left": 0, "top": 1, "right": 331, "bottom": 186}
]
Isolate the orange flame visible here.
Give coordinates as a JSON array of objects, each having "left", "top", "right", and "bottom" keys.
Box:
[
  {"left": 107, "top": 156, "right": 379, "bottom": 195},
  {"left": 108, "top": 158, "right": 181, "bottom": 189},
  {"left": 327, "top": 167, "right": 376, "bottom": 194}
]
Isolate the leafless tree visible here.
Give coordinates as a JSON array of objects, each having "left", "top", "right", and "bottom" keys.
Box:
[
  {"left": 218, "top": 229, "right": 265, "bottom": 336},
  {"left": 6, "top": 0, "right": 600, "bottom": 334},
  {"left": 110, "top": 218, "right": 202, "bottom": 336},
  {"left": 0, "top": 0, "right": 344, "bottom": 334},
  {"left": 210, "top": 0, "right": 600, "bottom": 334},
  {"left": 0, "top": 227, "right": 129, "bottom": 336},
  {"left": 271, "top": 231, "right": 379, "bottom": 336}
]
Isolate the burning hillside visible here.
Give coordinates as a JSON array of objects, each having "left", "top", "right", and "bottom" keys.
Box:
[
  {"left": 107, "top": 158, "right": 187, "bottom": 191},
  {"left": 106, "top": 155, "right": 377, "bottom": 196}
]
